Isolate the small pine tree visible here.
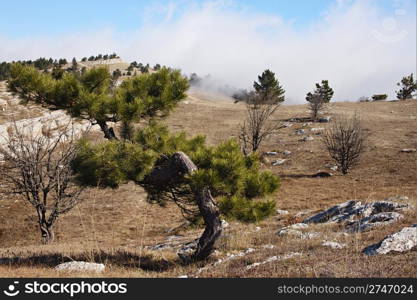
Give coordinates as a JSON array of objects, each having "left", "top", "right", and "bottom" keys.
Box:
[
  {"left": 306, "top": 80, "right": 334, "bottom": 120},
  {"left": 396, "top": 73, "right": 417, "bottom": 100},
  {"left": 253, "top": 69, "right": 285, "bottom": 104}
]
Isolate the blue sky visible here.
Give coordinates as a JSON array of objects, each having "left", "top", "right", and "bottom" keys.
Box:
[
  {"left": 0, "top": 0, "right": 406, "bottom": 37},
  {"left": 0, "top": 0, "right": 415, "bottom": 103}
]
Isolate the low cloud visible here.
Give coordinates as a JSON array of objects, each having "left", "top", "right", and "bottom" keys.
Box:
[{"left": 1, "top": 0, "right": 415, "bottom": 103}]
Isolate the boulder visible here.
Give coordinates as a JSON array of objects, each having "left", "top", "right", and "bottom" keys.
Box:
[
  {"left": 55, "top": 262, "right": 105, "bottom": 273},
  {"left": 276, "top": 209, "right": 289, "bottom": 215},
  {"left": 362, "top": 224, "right": 417, "bottom": 255}
]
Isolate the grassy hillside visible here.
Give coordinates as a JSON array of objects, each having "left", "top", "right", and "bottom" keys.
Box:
[{"left": 0, "top": 82, "right": 415, "bottom": 277}]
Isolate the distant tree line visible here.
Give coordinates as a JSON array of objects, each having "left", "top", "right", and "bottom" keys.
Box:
[
  {"left": 0, "top": 57, "right": 69, "bottom": 80},
  {"left": 82, "top": 53, "right": 119, "bottom": 62}
]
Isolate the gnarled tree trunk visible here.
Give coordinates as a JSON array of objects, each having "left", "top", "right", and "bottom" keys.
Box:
[
  {"left": 143, "top": 152, "right": 222, "bottom": 262},
  {"left": 36, "top": 205, "right": 55, "bottom": 244},
  {"left": 97, "top": 120, "right": 118, "bottom": 140}
]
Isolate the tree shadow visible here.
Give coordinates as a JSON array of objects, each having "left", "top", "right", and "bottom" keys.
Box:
[
  {"left": 0, "top": 249, "right": 175, "bottom": 272},
  {"left": 279, "top": 172, "right": 334, "bottom": 179}
]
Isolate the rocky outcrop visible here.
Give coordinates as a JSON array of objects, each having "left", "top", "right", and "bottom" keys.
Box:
[
  {"left": 363, "top": 224, "right": 417, "bottom": 255},
  {"left": 302, "top": 199, "right": 409, "bottom": 233},
  {"left": 345, "top": 212, "right": 403, "bottom": 233}
]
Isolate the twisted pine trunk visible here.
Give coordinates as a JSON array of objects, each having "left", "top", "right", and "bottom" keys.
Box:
[
  {"left": 143, "top": 152, "right": 222, "bottom": 262},
  {"left": 97, "top": 120, "right": 118, "bottom": 140}
]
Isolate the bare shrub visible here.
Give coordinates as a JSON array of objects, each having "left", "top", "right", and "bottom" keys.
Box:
[
  {"left": 322, "top": 114, "right": 366, "bottom": 175},
  {"left": 0, "top": 121, "right": 84, "bottom": 244},
  {"left": 239, "top": 94, "right": 281, "bottom": 155}
]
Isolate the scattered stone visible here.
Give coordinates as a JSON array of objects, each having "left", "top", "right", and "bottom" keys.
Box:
[
  {"left": 272, "top": 159, "right": 286, "bottom": 166},
  {"left": 262, "top": 244, "right": 275, "bottom": 249},
  {"left": 255, "top": 226, "right": 261, "bottom": 231},
  {"left": 282, "top": 122, "right": 293, "bottom": 128},
  {"left": 301, "top": 136, "right": 314, "bottom": 142},
  {"left": 288, "top": 223, "right": 309, "bottom": 229},
  {"left": 302, "top": 122, "right": 312, "bottom": 127},
  {"left": 221, "top": 219, "right": 229, "bottom": 229},
  {"left": 329, "top": 165, "right": 338, "bottom": 171},
  {"left": 282, "top": 150, "right": 292, "bottom": 155},
  {"left": 55, "top": 262, "right": 105, "bottom": 273},
  {"left": 245, "top": 253, "right": 302, "bottom": 270},
  {"left": 265, "top": 151, "right": 278, "bottom": 156},
  {"left": 322, "top": 241, "right": 346, "bottom": 249},
  {"left": 276, "top": 223, "right": 319, "bottom": 239},
  {"left": 319, "top": 116, "right": 331, "bottom": 123},
  {"left": 178, "top": 275, "right": 188, "bottom": 278},
  {"left": 400, "top": 149, "right": 416, "bottom": 153},
  {"left": 276, "top": 209, "right": 289, "bottom": 215},
  {"left": 363, "top": 224, "right": 417, "bottom": 255},
  {"left": 311, "top": 127, "right": 325, "bottom": 134},
  {"left": 312, "top": 171, "right": 332, "bottom": 178},
  {"left": 295, "top": 129, "right": 305, "bottom": 135}
]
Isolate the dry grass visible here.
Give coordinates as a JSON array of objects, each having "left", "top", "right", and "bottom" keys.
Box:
[{"left": 0, "top": 82, "right": 416, "bottom": 277}]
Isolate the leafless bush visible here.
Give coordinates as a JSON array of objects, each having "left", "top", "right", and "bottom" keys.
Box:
[
  {"left": 0, "top": 121, "right": 84, "bottom": 244},
  {"left": 239, "top": 94, "right": 281, "bottom": 155},
  {"left": 322, "top": 114, "right": 366, "bottom": 174}
]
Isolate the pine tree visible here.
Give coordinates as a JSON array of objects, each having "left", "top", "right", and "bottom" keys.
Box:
[
  {"left": 306, "top": 80, "right": 334, "bottom": 120},
  {"left": 396, "top": 73, "right": 417, "bottom": 100},
  {"left": 8, "top": 64, "right": 189, "bottom": 140},
  {"left": 8, "top": 63, "right": 280, "bottom": 261},
  {"left": 253, "top": 69, "right": 285, "bottom": 104}
]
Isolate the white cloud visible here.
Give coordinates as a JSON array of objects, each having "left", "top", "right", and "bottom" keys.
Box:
[{"left": 0, "top": 0, "right": 415, "bottom": 103}]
